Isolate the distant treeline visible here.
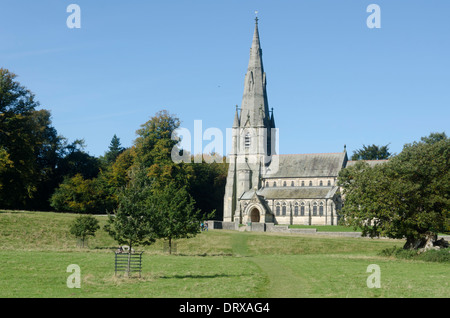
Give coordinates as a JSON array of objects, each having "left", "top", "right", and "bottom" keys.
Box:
[{"left": 0, "top": 68, "right": 227, "bottom": 219}]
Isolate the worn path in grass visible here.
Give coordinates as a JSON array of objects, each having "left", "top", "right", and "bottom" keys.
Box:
[{"left": 231, "top": 232, "right": 310, "bottom": 297}]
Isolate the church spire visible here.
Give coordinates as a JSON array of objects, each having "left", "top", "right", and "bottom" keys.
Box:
[{"left": 240, "top": 16, "right": 270, "bottom": 128}]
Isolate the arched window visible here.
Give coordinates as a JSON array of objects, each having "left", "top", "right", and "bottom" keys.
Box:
[
  {"left": 294, "top": 202, "right": 299, "bottom": 216},
  {"left": 291, "top": 181, "right": 295, "bottom": 187},
  {"left": 319, "top": 202, "right": 324, "bottom": 216},
  {"left": 276, "top": 203, "right": 281, "bottom": 216},
  {"left": 301, "top": 181, "right": 305, "bottom": 187},
  {"left": 244, "top": 133, "right": 251, "bottom": 149},
  {"left": 319, "top": 180, "right": 323, "bottom": 186},
  {"left": 327, "top": 180, "right": 331, "bottom": 186},
  {"left": 300, "top": 202, "right": 305, "bottom": 216},
  {"left": 309, "top": 181, "right": 313, "bottom": 187},
  {"left": 282, "top": 202, "right": 287, "bottom": 216},
  {"left": 283, "top": 181, "right": 287, "bottom": 187},
  {"left": 313, "top": 202, "right": 318, "bottom": 216},
  {"left": 273, "top": 181, "right": 277, "bottom": 187}
]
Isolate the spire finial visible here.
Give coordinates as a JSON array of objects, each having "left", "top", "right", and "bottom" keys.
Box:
[{"left": 255, "top": 10, "right": 259, "bottom": 24}]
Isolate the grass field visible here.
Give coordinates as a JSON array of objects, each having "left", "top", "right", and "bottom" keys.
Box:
[{"left": 0, "top": 210, "right": 448, "bottom": 298}]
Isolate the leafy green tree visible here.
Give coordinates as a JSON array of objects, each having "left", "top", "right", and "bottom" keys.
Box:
[
  {"left": 56, "top": 139, "right": 100, "bottom": 180},
  {"left": 151, "top": 182, "right": 212, "bottom": 254},
  {"left": 338, "top": 133, "right": 450, "bottom": 250},
  {"left": 134, "top": 110, "right": 180, "bottom": 167},
  {"left": 50, "top": 173, "right": 116, "bottom": 214},
  {"left": 69, "top": 215, "right": 100, "bottom": 247},
  {"left": 189, "top": 156, "right": 228, "bottom": 221},
  {"left": 134, "top": 110, "right": 193, "bottom": 189},
  {"left": 0, "top": 148, "right": 13, "bottom": 191},
  {"left": 107, "top": 147, "right": 136, "bottom": 189},
  {"left": 104, "top": 167, "right": 158, "bottom": 275},
  {"left": 50, "top": 174, "right": 97, "bottom": 213},
  {"left": 0, "top": 69, "right": 63, "bottom": 209},
  {"left": 420, "top": 132, "right": 447, "bottom": 145},
  {"left": 351, "top": 144, "right": 391, "bottom": 161}
]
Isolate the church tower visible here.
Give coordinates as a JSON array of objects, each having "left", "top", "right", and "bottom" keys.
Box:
[{"left": 223, "top": 17, "right": 276, "bottom": 223}]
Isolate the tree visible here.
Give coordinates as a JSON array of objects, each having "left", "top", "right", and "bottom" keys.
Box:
[
  {"left": 0, "top": 69, "right": 64, "bottom": 209},
  {"left": 134, "top": 110, "right": 180, "bottom": 167},
  {"left": 104, "top": 167, "right": 157, "bottom": 275},
  {"left": 151, "top": 182, "right": 212, "bottom": 254},
  {"left": 351, "top": 144, "right": 392, "bottom": 161},
  {"left": 0, "top": 148, "right": 13, "bottom": 191},
  {"left": 50, "top": 173, "right": 116, "bottom": 214},
  {"left": 103, "top": 134, "right": 124, "bottom": 165},
  {"left": 338, "top": 133, "right": 450, "bottom": 250},
  {"left": 56, "top": 139, "right": 100, "bottom": 180},
  {"left": 420, "top": 132, "right": 447, "bottom": 145},
  {"left": 134, "top": 110, "right": 194, "bottom": 190},
  {"left": 189, "top": 156, "right": 228, "bottom": 221},
  {"left": 69, "top": 215, "right": 100, "bottom": 247}
]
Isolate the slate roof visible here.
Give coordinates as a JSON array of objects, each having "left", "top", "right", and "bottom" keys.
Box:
[
  {"left": 263, "top": 152, "right": 347, "bottom": 178},
  {"left": 346, "top": 160, "right": 388, "bottom": 167}
]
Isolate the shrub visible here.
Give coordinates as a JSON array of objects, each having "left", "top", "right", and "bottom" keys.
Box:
[{"left": 379, "top": 246, "right": 449, "bottom": 263}]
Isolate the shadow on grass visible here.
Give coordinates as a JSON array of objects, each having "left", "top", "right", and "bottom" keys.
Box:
[{"left": 159, "top": 273, "right": 247, "bottom": 279}]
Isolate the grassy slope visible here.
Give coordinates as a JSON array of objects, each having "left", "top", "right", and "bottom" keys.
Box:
[{"left": 0, "top": 211, "right": 448, "bottom": 298}]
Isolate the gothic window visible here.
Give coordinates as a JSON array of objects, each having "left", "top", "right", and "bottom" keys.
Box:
[
  {"left": 294, "top": 202, "right": 299, "bottom": 216},
  {"left": 283, "top": 181, "right": 286, "bottom": 187},
  {"left": 319, "top": 202, "right": 324, "bottom": 216},
  {"left": 282, "top": 202, "right": 287, "bottom": 216},
  {"left": 309, "top": 181, "right": 313, "bottom": 187},
  {"left": 300, "top": 202, "right": 305, "bottom": 216},
  {"left": 245, "top": 133, "right": 251, "bottom": 149},
  {"left": 291, "top": 181, "right": 295, "bottom": 187},
  {"left": 276, "top": 203, "right": 281, "bottom": 216},
  {"left": 313, "top": 202, "right": 318, "bottom": 216},
  {"left": 301, "top": 181, "right": 305, "bottom": 187}
]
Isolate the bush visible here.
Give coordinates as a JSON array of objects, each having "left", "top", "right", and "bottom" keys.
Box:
[{"left": 379, "top": 246, "right": 449, "bottom": 263}]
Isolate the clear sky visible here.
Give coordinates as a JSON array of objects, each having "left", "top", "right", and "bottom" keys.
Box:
[{"left": 1, "top": 1, "right": 449, "bottom": 158}]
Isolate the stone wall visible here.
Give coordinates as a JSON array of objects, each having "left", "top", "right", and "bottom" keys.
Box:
[
  {"left": 206, "top": 220, "right": 238, "bottom": 231},
  {"left": 207, "top": 221, "right": 450, "bottom": 242}
]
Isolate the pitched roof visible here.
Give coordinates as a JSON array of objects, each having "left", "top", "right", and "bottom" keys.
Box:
[
  {"left": 263, "top": 152, "right": 347, "bottom": 178},
  {"left": 346, "top": 160, "right": 388, "bottom": 167}
]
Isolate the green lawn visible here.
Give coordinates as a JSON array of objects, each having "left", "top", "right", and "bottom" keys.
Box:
[{"left": 0, "top": 210, "right": 448, "bottom": 298}]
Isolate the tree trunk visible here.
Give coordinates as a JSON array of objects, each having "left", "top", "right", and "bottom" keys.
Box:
[{"left": 403, "top": 232, "right": 438, "bottom": 250}]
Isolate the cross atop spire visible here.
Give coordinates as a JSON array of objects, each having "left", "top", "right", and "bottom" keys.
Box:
[{"left": 255, "top": 10, "right": 259, "bottom": 24}]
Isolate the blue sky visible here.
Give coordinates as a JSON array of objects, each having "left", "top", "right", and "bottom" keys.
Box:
[{"left": 1, "top": 1, "right": 449, "bottom": 158}]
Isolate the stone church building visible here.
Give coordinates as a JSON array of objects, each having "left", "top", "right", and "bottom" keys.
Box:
[{"left": 223, "top": 18, "right": 350, "bottom": 226}]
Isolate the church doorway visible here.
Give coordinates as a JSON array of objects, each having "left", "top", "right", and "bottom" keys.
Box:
[{"left": 250, "top": 208, "right": 260, "bottom": 223}]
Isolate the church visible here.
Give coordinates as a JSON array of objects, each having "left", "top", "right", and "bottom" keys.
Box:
[{"left": 223, "top": 18, "right": 350, "bottom": 226}]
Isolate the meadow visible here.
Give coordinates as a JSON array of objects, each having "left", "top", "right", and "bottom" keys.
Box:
[{"left": 0, "top": 210, "right": 448, "bottom": 298}]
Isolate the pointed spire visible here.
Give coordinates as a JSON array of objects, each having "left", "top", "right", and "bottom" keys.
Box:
[
  {"left": 270, "top": 107, "right": 275, "bottom": 128},
  {"left": 240, "top": 16, "right": 270, "bottom": 128},
  {"left": 233, "top": 105, "right": 240, "bottom": 128}
]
